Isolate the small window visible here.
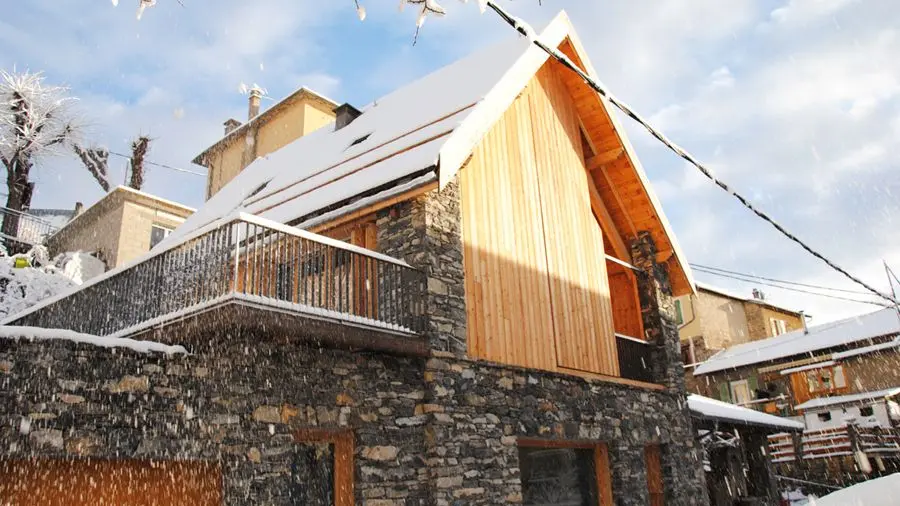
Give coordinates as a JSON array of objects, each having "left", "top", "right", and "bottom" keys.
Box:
[
  {"left": 860, "top": 406, "right": 875, "bottom": 417},
  {"left": 246, "top": 180, "right": 270, "bottom": 199},
  {"left": 769, "top": 318, "right": 788, "bottom": 336},
  {"left": 817, "top": 412, "right": 832, "bottom": 422},
  {"left": 674, "top": 299, "right": 684, "bottom": 325},
  {"left": 730, "top": 380, "right": 752, "bottom": 405},
  {"left": 833, "top": 365, "right": 847, "bottom": 388},
  {"left": 348, "top": 133, "right": 371, "bottom": 148},
  {"left": 149, "top": 224, "right": 173, "bottom": 248}
]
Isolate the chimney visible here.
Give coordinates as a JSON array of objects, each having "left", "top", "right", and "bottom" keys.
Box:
[
  {"left": 73, "top": 202, "right": 84, "bottom": 217},
  {"left": 334, "top": 103, "right": 362, "bottom": 130},
  {"left": 752, "top": 288, "right": 766, "bottom": 301},
  {"left": 248, "top": 87, "right": 263, "bottom": 120},
  {"left": 223, "top": 118, "right": 241, "bottom": 135}
]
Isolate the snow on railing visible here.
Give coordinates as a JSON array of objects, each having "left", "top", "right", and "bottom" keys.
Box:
[
  {"left": 768, "top": 426, "right": 900, "bottom": 463},
  {"left": 5, "top": 214, "right": 426, "bottom": 337}
]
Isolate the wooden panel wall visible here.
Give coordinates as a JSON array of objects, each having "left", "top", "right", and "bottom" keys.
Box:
[
  {"left": 460, "top": 79, "right": 556, "bottom": 371},
  {"left": 529, "top": 64, "right": 617, "bottom": 376},
  {"left": 460, "top": 62, "right": 619, "bottom": 377},
  {"left": 607, "top": 261, "right": 644, "bottom": 340}
]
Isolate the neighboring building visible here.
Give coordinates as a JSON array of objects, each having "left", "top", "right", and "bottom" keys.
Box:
[
  {"left": 677, "top": 282, "right": 805, "bottom": 365},
  {"left": 692, "top": 307, "right": 900, "bottom": 485},
  {"left": 46, "top": 186, "right": 195, "bottom": 269},
  {"left": 2, "top": 13, "right": 710, "bottom": 505},
  {"left": 193, "top": 86, "right": 338, "bottom": 200},
  {"left": 0, "top": 207, "right": 73, "bottom": 251},
  {"left": 688, "top": 394, "right": 804, "bottom": 506}
]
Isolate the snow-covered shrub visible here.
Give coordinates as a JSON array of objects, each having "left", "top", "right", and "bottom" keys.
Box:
[{"left": 0, "top": 246, "right": 105, "bottom": 319}]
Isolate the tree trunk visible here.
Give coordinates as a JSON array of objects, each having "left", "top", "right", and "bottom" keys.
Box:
[{"left": 2, "top": 155, "right": 33, "bottom": 253}]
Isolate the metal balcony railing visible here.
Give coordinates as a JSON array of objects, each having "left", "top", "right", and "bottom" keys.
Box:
[
  {"left": 6, "top": 214, "right": 427, "bottom": 338},
  {"left": 0, "top": 206, "right": 61, "bottom": 247},
  {"left": 617, "top": 334, "right": 654, "bottom": 383}
]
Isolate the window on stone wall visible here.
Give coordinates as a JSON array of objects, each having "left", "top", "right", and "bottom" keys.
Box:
[
  {"left": 519, "top": 441, "right": 613, "bottom": 506},
  {"left": 293, "top": 429, "right": 354, "bottom": 506}
]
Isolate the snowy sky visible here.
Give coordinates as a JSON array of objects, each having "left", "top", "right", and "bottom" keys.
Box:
[{"left": 3, "top": 0, "right": 899, "bottom": 324}]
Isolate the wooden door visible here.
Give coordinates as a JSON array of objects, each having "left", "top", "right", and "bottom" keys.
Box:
[
  {"left": 529, "top": 65, "right": 618, "bottom": 376},
  {"left": 0, "top": 459, "right": 221, "bottom": 506},
  {"left": 645, "top": 445, "right": 664, "bottom": 506}
]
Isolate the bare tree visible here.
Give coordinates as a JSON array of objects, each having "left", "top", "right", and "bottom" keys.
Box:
[
  {"left": 128, "top": 135, "right": 151, "bottom": 190},
  {"left": 73, "top": 144, "right": 110, "bottom": 192},
  {"left": 0, "top": 70, "right": 79, "bottom": 243}
]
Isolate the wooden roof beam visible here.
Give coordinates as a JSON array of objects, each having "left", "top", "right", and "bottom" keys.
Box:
[
  {"left": 587, "top": 177, "right": 630, "bottom": 262},
  {"left": 585, "top": 149, "right": 625, "bottom": 171}
]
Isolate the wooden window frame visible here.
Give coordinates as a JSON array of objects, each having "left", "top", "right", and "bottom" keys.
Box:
[
  {"left": 294, "top": 428, "right": 355, "bottom": 506},
  {"left": 518, "top": 438, "right": 614, "bottom": 506}
]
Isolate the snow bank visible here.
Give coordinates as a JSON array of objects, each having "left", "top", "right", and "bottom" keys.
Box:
[
  {"left": 0, "top": 325, "right": 187, "bottom": 355},
  {"left": 54, "top": 251, "right": 106, "bottom": 284},
  {"left": 811, "top": 473, "right": 900, "bottom": 506}
]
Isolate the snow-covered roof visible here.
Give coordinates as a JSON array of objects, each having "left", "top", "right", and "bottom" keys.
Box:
[
  {"left": 688, "top": 394, "right": 804, "bottom": 431},
  {"left": 162, "top": 11, "right": 695, "bottom": 297},
  {"left": 694, "top": 307, "right": 900, "bottom": 375},
  {"left": 794, "top": 387, "right": 900, "bottom": 411},
  {"left": 696, "top": 281, "right": 801, "bottom": 316}
]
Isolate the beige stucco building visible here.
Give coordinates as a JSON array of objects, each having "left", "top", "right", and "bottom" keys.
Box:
[
  {"left": 676, "top": 283, "right": 805, "bottom": 365},
  {"left": 46, "top": 186, "right": 195, "bottom": 269},
  {"left": 193, "top": 87, "right": 338, "bottom": 200}
]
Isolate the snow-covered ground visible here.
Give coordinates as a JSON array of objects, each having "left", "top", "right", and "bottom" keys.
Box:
[
  {"left": 0, "top": 246, "right": 105, "bottom": 318},
  {"left": 809, "top": 473, "right": 900, "bottom": 506}
]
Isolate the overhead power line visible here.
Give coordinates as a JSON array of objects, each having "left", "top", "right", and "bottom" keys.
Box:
[
  {"left": 107, "top": 150, "right": 206, "bottom": 177},
  {"left": 691, "top": 266, "right": 890, "bottom": 308},
  {"left": 690, "top": 263, "right": 873, "bottom": 295},
  {"left": 484, "top": 1, "right": 898, "bottom": 306}
]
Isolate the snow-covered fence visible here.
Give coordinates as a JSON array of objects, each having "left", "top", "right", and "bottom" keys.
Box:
[
  {"left": 6, "top": 215, "right": 427, "bottom": 337},
  {"left": 0, "top": 206, "right": 60, "bottom": 248}
]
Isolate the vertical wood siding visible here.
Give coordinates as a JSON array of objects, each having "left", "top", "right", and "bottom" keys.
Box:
[{"left": 460, "top": 62, "right": 619, "bottom": 377}]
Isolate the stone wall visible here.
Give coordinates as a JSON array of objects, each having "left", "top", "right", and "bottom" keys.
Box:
[
  {"left": 377, "top": 180, "right": 467, "bottom": 355},
  {"left": 0, "top": 336, "right": 428, "bottom": 506},
  {"left": 421, "top": 353, "right": 708, "bottom": 506}
]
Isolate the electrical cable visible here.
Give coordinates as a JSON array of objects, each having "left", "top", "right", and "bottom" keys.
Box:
[
  {"left": 484, "top": 0, "right": 898, "bottom": 306},
  {"left": 107, "top": 150, "right": 206, "bottom": 177}
]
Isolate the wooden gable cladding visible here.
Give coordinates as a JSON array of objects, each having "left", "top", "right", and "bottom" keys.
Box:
[
  {"left": 459, "top": 62, "right": 619, "bottom": 377},
  {"left": 555, "top": 41, "right": 692, "bottom": 296}
]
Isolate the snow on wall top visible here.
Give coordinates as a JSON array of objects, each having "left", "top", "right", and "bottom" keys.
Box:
[
  {"left": 0, "top": 325, "right": 187, "bottom": 354},
  {"left": 694, "top": 307, "right": 900, "bottom": 375},
  {"left": 687, "top": 394, "right": 804, "bottom": 431},
  {"left": 793, "top": 387, "right": 900, "bottom": 411}
]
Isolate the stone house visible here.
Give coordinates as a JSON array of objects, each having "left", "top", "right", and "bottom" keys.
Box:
[
  {"left": 46, "top": 186, "right": 195, "bottom": 269},
  {"left": 193, "top": 85, "right": 338, "bottom": 200},
  {"left": 676, "top": 282, "right": 805, "bottom": 366},
  {"left": 691, "top": 307, "right": 900, "bottom": 420},
  {"left": 1, "top": 12, "right": 709, "bottom": 506}
]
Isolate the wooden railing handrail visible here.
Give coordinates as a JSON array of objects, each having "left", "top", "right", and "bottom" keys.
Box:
[{"left": 3, "top": 212, "right": 416, "bottom": 325}]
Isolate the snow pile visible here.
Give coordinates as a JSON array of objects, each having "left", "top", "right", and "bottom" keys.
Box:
[
  {"left": 0, "top": 326, "right": 187, "bottom": 354},
  {"left": 55, "top": 251, "right": 106, "bottom": 284},
  {"left": 0, "top": 246, "right": 105, "bottom": 318},
  {"left": 811, "top": 473, "right": 900, "bottom": 506}
]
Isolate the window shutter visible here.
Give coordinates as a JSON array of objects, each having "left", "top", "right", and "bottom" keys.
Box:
[
  {"left": 748, "top": 376, "right": 759, "bottom": 397},
  {"left": 718, "top": 383, "right": 732, "bottom": 403}
]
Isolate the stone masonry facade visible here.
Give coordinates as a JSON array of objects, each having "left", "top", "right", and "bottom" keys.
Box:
[{"left": 0, "top": 182, "right": 709, "bottom": 505}]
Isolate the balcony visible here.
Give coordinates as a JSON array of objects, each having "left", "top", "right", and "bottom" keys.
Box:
[
  {"left": 616, "top": 334, "right": 654, "bottom": 383},
  {"left": 6, "top": 214, "right": 428, "bottom": 354},
  {"left": 0, "top": 207, "right": 61, "bottom": 249}
]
